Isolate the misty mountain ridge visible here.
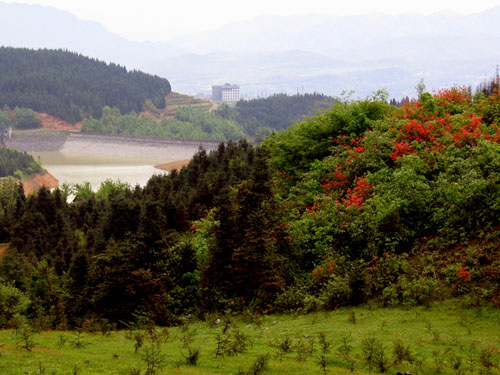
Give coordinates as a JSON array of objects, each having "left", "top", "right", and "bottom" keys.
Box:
[
  {"left": 1, "top": 1, "right": 499, "bottom": 98},
  {"left": 0, "top": 2, "right": 183, "bottom": 66}
]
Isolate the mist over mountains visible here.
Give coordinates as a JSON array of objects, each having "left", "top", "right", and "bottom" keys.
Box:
[{"left": 1, "top": 1, "right": 499, "bottom": 98}]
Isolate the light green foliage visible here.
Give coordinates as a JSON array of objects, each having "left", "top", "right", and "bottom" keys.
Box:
[
  {"left": 263, "top": 96, "right": 390, "bottom": 175},
  {"left": 82, "top": 105, "right": 247, "bottom": 141},
  {"left": 265, "top": 89, "right": 500, "bottom": 309},
  {"left": 0, "top": 176, "right": 20, "bottom": 215},
  {"left": 0, "top": 279, "right": 30, "bottom": 327},
  {"left": 415, "top": 78, "right": 426, "bottom": 99},
  {"left": 12, "top": 107, "right": 41, "bottom": 130},
  {"left": 72, "top": 182, "right": 93, "bottom": 202},
  {"left": 172, "top": 106, "right": 246, "bottom": 140},
  {"left": 189, "top": 212, "right": 219, "bottom": 265},
  {"left": 0, "top": 304, "right": 498, "bottom": 374},
  {"left": 0, "top": 110, "right": 9, "bottom": 130},
  {"left": 96, "top": 179, "right": 132, "bottom": 200}
]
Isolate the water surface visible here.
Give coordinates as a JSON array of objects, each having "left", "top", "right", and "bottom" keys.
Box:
[{"left": 31, "top": 151, "right": 168, "bottom": 190}]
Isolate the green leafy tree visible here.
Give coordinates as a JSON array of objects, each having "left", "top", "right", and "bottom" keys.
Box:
[
  {"left": 12, "top": 107, "right": 41, "bottom": 129},
  {"left": 0, "top": 278, "right": 30, "bottom": 327}
]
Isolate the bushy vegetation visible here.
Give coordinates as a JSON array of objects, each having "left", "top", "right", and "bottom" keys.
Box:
[
  {"left": 11, "top": 107, "right": 42, "bottom": 129},
  {"left": 81, "top": 106, "right": 246, "bottom": 141},
  {"left": 0, "top": 106, "right": 42, "bottom": 130},
  {"left": 0, "top": 47, "right": 171, "bottom": 123},
  {"left": 217, "top": 93, "right": 335, "bottom": 139},
  {"left": 0, "top": 84, "right": 500, "bottom": 330},
  {"left": 81, "top": 93, "right": 335, "bottom": 141},
  {"left": 0, "top": 148, "right": 43, "bottom": 179}
]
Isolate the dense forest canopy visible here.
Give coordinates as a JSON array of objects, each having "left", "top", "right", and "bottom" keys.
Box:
[
  {"left": 81, "top": 93, "right": 336, "bottom": 141},
  {"left": 0, "top": 82, "right": 499, "bottom": 329},
  {"left": 217, "top": 93, "right": 335, "bottom": 138},
  {"left": 0, "top": 47, "right": 171, "bottom": 123}
]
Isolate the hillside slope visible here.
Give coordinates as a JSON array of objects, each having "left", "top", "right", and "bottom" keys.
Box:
[
  {"left": 0, "top": 85, "right": 499, "bottom": 331},
  {"left": 0, "top": 47, "right": 171, "bottom": 123}
]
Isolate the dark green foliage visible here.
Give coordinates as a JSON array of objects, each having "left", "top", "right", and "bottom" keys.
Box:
[
  {"left": 217, "top": 93, "right": 335, "bottom": 137},
  {"left": 317, "top": 332, "right": 332, "bottom": 375},
  {"left": 215, "top": 330, "right": 249, "bottom": 357},
  {"left": 201, "top": 147, "right": 286, "bottom": 309},
  {"left": 0, "top": 148, "right": 43, "bottom": 178},
  {"left": 0, "top": 47, "right": 171, "bottom": 123},
  {"left": 236, "top": 355, "right": 269, "bottom": 375},
  {"left": 392, "top": 339, "right": 413, "bottom": 365},
  {"left": 0, "top": 110, "right": 9, "bottom": 130},
  {"left": 362, "top": 337, "right": 388, "bottom": 373},
  {"left": 182, "top": 346, "right": 201, "bottom": 366},
  {"left": 0, "top": 139, "right": 262, "bottom": 327},
  {"left": 479, "top": 347, "right": 497, "bottom": 374}
]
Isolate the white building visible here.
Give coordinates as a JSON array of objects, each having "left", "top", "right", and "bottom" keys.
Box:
[{"left": 211, "top": 83, "right": 240, "bottom": 105}]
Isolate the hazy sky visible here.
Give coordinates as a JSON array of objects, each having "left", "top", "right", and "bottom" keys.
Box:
[{"left": 4, "top": 0, "right": 500, "bottom": 41}]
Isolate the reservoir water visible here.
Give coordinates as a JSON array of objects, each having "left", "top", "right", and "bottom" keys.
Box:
[{"left": 30, "top": 151, "right": 168, "bottom": 190}]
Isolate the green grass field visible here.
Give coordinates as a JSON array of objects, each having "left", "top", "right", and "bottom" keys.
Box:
[{"left": 1, "top": 301, "right": 499, "bottom": 375}]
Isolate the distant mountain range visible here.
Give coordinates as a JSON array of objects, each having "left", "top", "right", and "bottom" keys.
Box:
[
  {"left": 0, "top": 2, "right": 183, "bottom": 66},
  {"left": 1, "top": 2, "right": 499, "bottom": 98}
]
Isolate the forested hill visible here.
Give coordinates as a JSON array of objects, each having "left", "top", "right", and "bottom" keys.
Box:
[
  {"left": 217, "top": 93, "right": 335, "bottom": 138},
  {"left": 0, "top": 47, "right": 171, "bottom": 123}
]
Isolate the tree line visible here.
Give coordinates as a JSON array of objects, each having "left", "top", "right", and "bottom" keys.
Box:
[
  {"left": 81, "top": 93, "right": 336, "bottom": 142},
  {"left": 0, "top": 47, "right": 171, "bottom": 123},
  {"left": 217, "top": 93, "right": 335, "bottom": 140},
  {"left": 81, "top": 106, "right": 246, "bottom": 141}
]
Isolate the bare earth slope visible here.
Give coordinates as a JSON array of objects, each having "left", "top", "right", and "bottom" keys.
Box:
[{"left": 22, "top": 172, "right": 59, "bottom": 195}]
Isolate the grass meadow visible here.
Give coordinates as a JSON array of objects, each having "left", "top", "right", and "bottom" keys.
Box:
[{"left": 0, "top": 301, "right": 499, "bottom": 375}]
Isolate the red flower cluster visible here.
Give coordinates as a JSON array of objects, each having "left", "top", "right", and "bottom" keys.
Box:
[
  {"left": 391, "top": 89, "right": 500, "bottom": 159},
  {"left": 450, "top": 115, "right": 499, "bottom": 147},
  {"left": 341, "top": 177, "right": 372, "bottom": 207},
  {"left": 390, "top": 140, "right": 416, "bottom": 161},
  {"left": 320, "top": 166, "right": 347, "bottom": 191},
  {"left": 435, "top": 87, "right": 470, "bottom": 105},
  {"left": 458, "top": 267, "right": 471, "bottom": 281}
]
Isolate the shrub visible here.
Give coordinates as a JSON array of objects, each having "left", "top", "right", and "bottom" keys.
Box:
[
  {"left": 182, "top": 346, "right": 200, "bottom": 366},
  {"left": 319, "top": 275, "right": 352, "bottom": 308},
  {"left": 382, "top": 276, "right": 438, "bottom": 307},
  {"left": 12, "top": 107, "right": 41, "bottom": 129},
  {"left": 0, "top": 279, "right": 30, "bottom": 328},
  {"left": 275, "top": 284, "right": 314, "bottom": 312}
]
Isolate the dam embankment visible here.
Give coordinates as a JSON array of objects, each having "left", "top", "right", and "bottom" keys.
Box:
[{"left": 5, "top": 131, "right": 220, "bottom": 160}]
